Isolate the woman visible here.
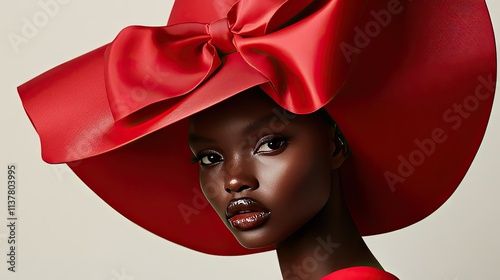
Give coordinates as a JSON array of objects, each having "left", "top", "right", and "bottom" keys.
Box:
[
  {"left": 188, "top": 88, "right": 387, "bottom": 278},
  {"left": 17, "top": 0, "right": 496, "bottom": 278}
]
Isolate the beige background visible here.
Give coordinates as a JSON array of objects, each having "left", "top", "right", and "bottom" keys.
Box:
[{"left": 0, "top": 1, "right": 499, "bottom": 279}]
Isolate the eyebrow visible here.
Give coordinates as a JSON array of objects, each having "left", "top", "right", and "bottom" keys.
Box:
[
  {"left": 188, "top": 133, "right": 215, "bottom": 143},
  {"left": 242, "top": 113, "right": 282, "bottom": 135}
]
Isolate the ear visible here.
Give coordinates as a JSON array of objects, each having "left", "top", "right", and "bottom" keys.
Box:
[{"left": 329, "top": 126, "right": 348, "bottom": 170}]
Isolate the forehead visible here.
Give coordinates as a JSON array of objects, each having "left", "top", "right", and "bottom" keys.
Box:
[
  {"left": 188, "top": 88, "right": 329, "bottom": 143},
  {"left": 188, "top": 88, "right": 283, "bottom": 134}
]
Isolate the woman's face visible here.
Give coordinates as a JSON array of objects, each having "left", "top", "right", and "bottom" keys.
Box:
[{"left": 188, "top": 89, "right": 337, "bottom": 248}]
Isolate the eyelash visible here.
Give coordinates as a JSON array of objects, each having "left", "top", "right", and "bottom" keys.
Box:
[
  {"left": 191, "top": 136, "right": 289, "bottom": 166},
  {"left": 190, "top": 150, "right": 221, "bottom": 165},
  {"left": 253, "top": 136, "right": 288, "bottom": 155}
]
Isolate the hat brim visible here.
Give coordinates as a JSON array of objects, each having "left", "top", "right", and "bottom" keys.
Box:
[
  {"left": 19, "top": 44, "right": 272, "bottom": 256},
  {"left": 327, "top": 0, "right": 497, "bottom": 235},
  {"left": 18, "top": 0, "right": 497, "bottom": 255},
  {"left": 19, "top": 46, "right": 269, "bottom": 163}
]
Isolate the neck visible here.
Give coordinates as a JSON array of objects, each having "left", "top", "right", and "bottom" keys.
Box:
[{"left": 276, "top": 172, "right": 381, "bottom": 280}]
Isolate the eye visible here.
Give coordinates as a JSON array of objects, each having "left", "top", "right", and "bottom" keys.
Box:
[
  {"left": 254, "top": 136, "right": 288, "bottom": 154},
  {"left": 192, "top": 152, "right": 223, "bottom": 166}
]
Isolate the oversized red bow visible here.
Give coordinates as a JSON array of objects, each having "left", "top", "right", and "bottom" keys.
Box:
[{"left": 105, "top": 0, "right": 359, "bottom": 121}]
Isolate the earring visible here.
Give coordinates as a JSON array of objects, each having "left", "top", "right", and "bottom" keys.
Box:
[
  {"left": 332, "top": 134, "right": 344, "bottom": 157},
  {"left": 336, "top": 134, "right": 345, "bottom": 149}
]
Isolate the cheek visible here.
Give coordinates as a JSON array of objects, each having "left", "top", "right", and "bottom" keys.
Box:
[
  {"left": 199, "top": 169, "right": 227, "bottom": 216},
  {"left": 286, "top": 158, "right": 330, "bottom": 207},
  {"left": 259, "top": 143, "right": 332, "bottom": 225}
]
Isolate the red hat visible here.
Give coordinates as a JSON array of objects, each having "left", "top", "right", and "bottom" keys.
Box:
[{"left": 18, "top": 0, "right": 496, "bottom": 255}]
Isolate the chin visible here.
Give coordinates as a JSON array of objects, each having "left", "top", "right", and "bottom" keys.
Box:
[
  {"left": 228, "top": 222, "right": 296, "bottom": 249},
  {"left": 229, "top": 228, "right": 274, "bottom": 249}
]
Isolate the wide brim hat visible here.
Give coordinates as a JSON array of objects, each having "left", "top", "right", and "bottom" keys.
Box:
[{"left": 18, "top": 0, "right": 496, "bottom": 256}]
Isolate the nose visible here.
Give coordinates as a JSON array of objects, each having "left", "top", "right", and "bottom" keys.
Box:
[
  {"left": 224, "top": 178, "right": 259, "bottom": 193},
  {"left": 223, "top": 162, "right": 259, "bottom": 193}
]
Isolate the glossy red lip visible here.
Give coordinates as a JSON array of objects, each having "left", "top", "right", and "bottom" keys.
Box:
[{"left": 226, "top": 198, "right": 271, "bottom": 231}]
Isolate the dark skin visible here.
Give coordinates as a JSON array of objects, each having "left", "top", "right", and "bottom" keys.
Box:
[{"left": 188, "top": 88, "right": 382, "bottom": 279}]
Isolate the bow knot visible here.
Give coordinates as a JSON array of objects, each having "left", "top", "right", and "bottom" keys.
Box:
[
  {"left": 209, "top": 18, "right": 236, "bottom": 55},
  {"left": 104, "top": 0, "right": 358, "bottom": 121}
]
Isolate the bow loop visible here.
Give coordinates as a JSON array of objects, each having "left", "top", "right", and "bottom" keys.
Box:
[
  {"left": 105, "top": 24, "right": 220, "bottom": 121},
  {"left": 104, "top": 0, "right": 363, "bottom": 122},
  {"left": 229, "top": 0, "right": 313, "bottom": 36}
]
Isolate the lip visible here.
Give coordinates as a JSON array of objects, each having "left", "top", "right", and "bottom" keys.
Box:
[{"left": 226, "top": 198, "right": 271, "bottom": 231}]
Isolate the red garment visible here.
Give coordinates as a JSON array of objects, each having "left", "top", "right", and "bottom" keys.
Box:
[{"left": 322, "top": 266, "right": 398, "bottom": 280}]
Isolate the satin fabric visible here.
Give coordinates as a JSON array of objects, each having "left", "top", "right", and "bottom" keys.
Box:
[{"left": 105, "top": 0, "right": 362, "bottom": 121}]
